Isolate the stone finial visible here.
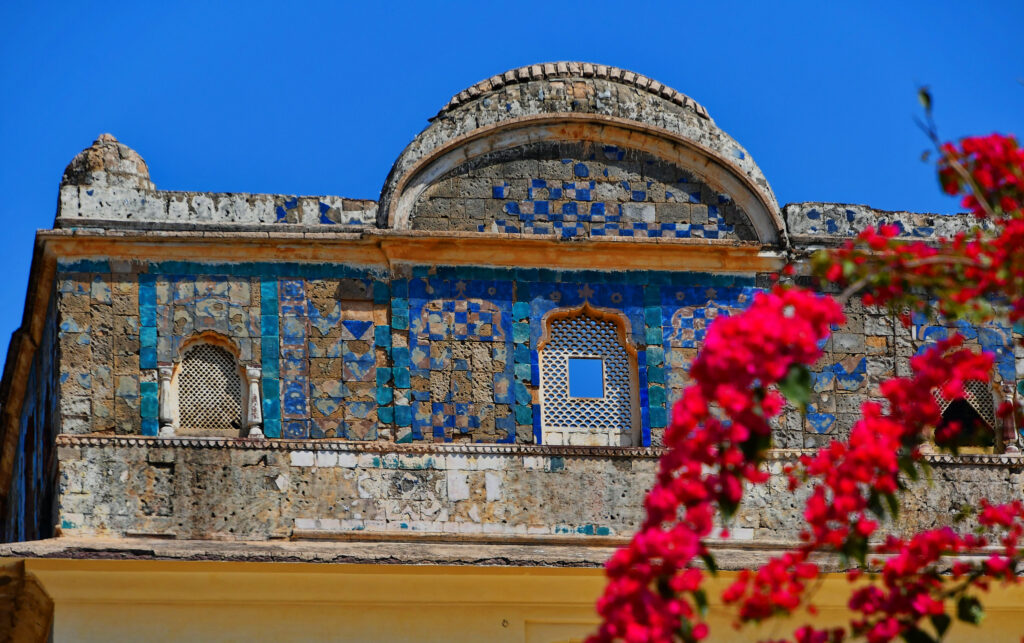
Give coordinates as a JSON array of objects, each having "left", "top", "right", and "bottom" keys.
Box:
[{"left": 61, "top": 133, "right": 155, "bottom": 190}]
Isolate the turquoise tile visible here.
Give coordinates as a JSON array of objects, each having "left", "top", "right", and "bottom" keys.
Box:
[
  {"left": 644, "top": 327, "right": 663, "bottom": 345},
  {"left": 395, "top": 404, "right": 412, "bottom": 427},
  {"left": 512, "top": 302, "right": 531, "bottom": 321},
  {"left": 644, "top": 306, "right": 662, "bottom": 328},
  {"left": 261, "top": 315, "right": 279, "bottom": 337},
  {"left": 646, "top": 346, "right": 665, "bottom": 366},
  {"left": 263, "top": 418, "right": 281, "bottom": 438},
  {"left": 650, "top": 407, "right": 667, "bottom": 428},
  {"left": 647, "top": 366, "right": 665, "bottom": 384},
  {"left": 514, "top": 404, "right": 532, "bottom": 425},
  {"left": 512, "top": 322, "right": 530, "bottom": 344},
  {"left": 374, "top": 325, "right": 391, "bottom": 348}
]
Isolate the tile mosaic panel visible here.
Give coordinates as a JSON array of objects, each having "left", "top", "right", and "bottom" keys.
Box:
[{"left": 410, "top": 141, "right": 756, "bottom": 240}]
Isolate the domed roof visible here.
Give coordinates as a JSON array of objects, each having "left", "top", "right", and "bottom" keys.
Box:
[
  {"left": 378, "top": 62, "right": 783, "bottom": 244},
  {"left": 61, "top": 134, "right": 154, "bottom": 190}
]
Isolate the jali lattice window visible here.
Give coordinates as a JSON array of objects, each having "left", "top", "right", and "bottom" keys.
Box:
[
  {"left": 539, "top": 308, "right": 638, "bottom": 446},
  {"left": 178, "top": 343, "right": 243, "bottom": 432},
  {"left": 934, "top": 379, "right": 996, "bottom": 427},
  {"left": 933, "top": 379, "right": 996, "bottom": 448}
]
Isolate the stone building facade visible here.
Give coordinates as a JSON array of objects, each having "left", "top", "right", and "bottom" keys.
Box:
[{"left": 0, "top": 63, "right": 1021, "bottom": 641}]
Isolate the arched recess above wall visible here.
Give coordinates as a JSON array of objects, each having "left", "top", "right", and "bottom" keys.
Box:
[
  {"left": 379, "top": 63, "right": 784, "bottom": 245},
  {"left": 383, "top": 116, "right": 783, "bottom": 245}
]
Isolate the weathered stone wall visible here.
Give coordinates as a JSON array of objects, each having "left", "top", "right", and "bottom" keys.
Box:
[
  {"left": 785, "top": 202, "right": 989, "bottom": 241},
  {"left": 57, "top": 186, "right": 377, "bottom": 229},
  {"left": 2, "top": 298, "right": 59, "bottom": 541},
  {"left": 411, "top": 141, "right": 756, "bottom": 240},
  {"left": 56, "top": 440, "right": 656, "bottom": 540},
  {"left": 55, "top": 438, "right": 1024, "bottom": 544}
]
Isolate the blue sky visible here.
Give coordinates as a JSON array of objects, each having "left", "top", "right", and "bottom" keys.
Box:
[{"left": 1, "top": 1, "right": 1023, "bottom": 359}]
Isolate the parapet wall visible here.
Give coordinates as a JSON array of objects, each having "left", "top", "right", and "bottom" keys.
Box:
[
  {"left": 57, "top": 185, "right": 377, "bottom": 229},
  {"left": 55, "top": 437, "right": 1024, "bottom": 544}
]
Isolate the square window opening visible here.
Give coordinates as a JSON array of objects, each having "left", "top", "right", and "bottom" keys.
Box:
[{"left": 568, "top": 357, "right": 605, "bottom": 399}]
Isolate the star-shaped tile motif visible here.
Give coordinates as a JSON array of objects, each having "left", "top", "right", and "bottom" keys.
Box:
[{"left": 578, "top": 284, "right": 595, "bottom": 300}]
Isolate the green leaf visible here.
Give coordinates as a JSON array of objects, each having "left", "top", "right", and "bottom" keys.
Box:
[
  {"left": 867, "top": 491, "right": 886, "bottom": 519},
  {"left": 956, "top": 595, "right": 984, "bottom": 625},
  {"left": 693, "top": 588, "right": 709, "bottom": 619},
  {"left": 918, "top": 86, "right": 933, "bottom": 112},
  {"left": 841, "top": 534, "right": 869, "bottom": 567},
  {"left": 898, "top": 454, "right": 920, "bottom": 482},
  {"left": 700, "top": 552, "right": 719, "bottom": 576},
  {"left": 779, "top": 364, "right": 812, "bottom": 414},
  {"left": 902, "top": 626, "right": 937, "bottom": 643},
  {"left": 930, "top": 613, "right": 951, "bottom": 638},
  {"left": 884, "top": 492, "right": 900, "bottom": 521}
]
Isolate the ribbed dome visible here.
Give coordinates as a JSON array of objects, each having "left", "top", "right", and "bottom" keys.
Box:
[{"left": 61, "top": 134, "right": 154, "bottom": 190}]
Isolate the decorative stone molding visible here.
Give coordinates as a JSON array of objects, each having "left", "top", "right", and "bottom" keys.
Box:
[
  {"left": 50, "top": 436, "right": 1024, "bottom": 469},
  {"left": 433, "top": 62, "right": 712, "bottom": 121}
]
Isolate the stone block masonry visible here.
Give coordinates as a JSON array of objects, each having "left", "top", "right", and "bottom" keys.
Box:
[{"left": 55, "top": 437, "right": 1024, "bottom": 544}]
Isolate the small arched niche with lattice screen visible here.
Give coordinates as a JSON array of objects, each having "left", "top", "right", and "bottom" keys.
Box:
[
  {"left": 175, "top": 342, "right": 244, "bottom": 435},
  {"left": 538, "top": 305, "right": 640, "bottom": 447},
  {"left": 933, "top": 379, "right": 996, "bottom": 449}
]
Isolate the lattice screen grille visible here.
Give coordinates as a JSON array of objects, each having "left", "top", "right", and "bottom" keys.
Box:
[
  {"left": 933, "top": 379, "right": 996, "bottom": 428},
  {"left": 178, "top": 343, "right": 242, "bottom": 431},
  {"left": 541, "top": 314, "right": 632, "bottom": 429}
]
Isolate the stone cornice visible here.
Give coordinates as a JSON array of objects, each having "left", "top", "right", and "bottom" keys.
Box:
[
  {"left": 39, "top": 227, "right": 783, "bottom": 273},
  {"left": 53, "top": 435, "right": 1024, "bottom": 468}
]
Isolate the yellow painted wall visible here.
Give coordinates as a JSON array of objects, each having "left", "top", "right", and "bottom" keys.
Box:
[{"left": 23, "top": 559, "right": 1024, "bottom": 642}]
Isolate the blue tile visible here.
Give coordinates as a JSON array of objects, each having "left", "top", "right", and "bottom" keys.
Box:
[
  {"left": 282, "top": 380, "right": 308, "bottom": 415},
  {"left": 140, "top": 327, "right": 157, "bottom": 349},
  {"left": 140, "top": 347, "right": 157, "bottom": 369},
  {"left": 283, "top": 420, "right": 309, "bottom": 439},
  {"left": 532, "top": 404, "right": 542, "bottom": 443},
  {"left": 141, "top": 419, "right": 159, "bottom": 437}
]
